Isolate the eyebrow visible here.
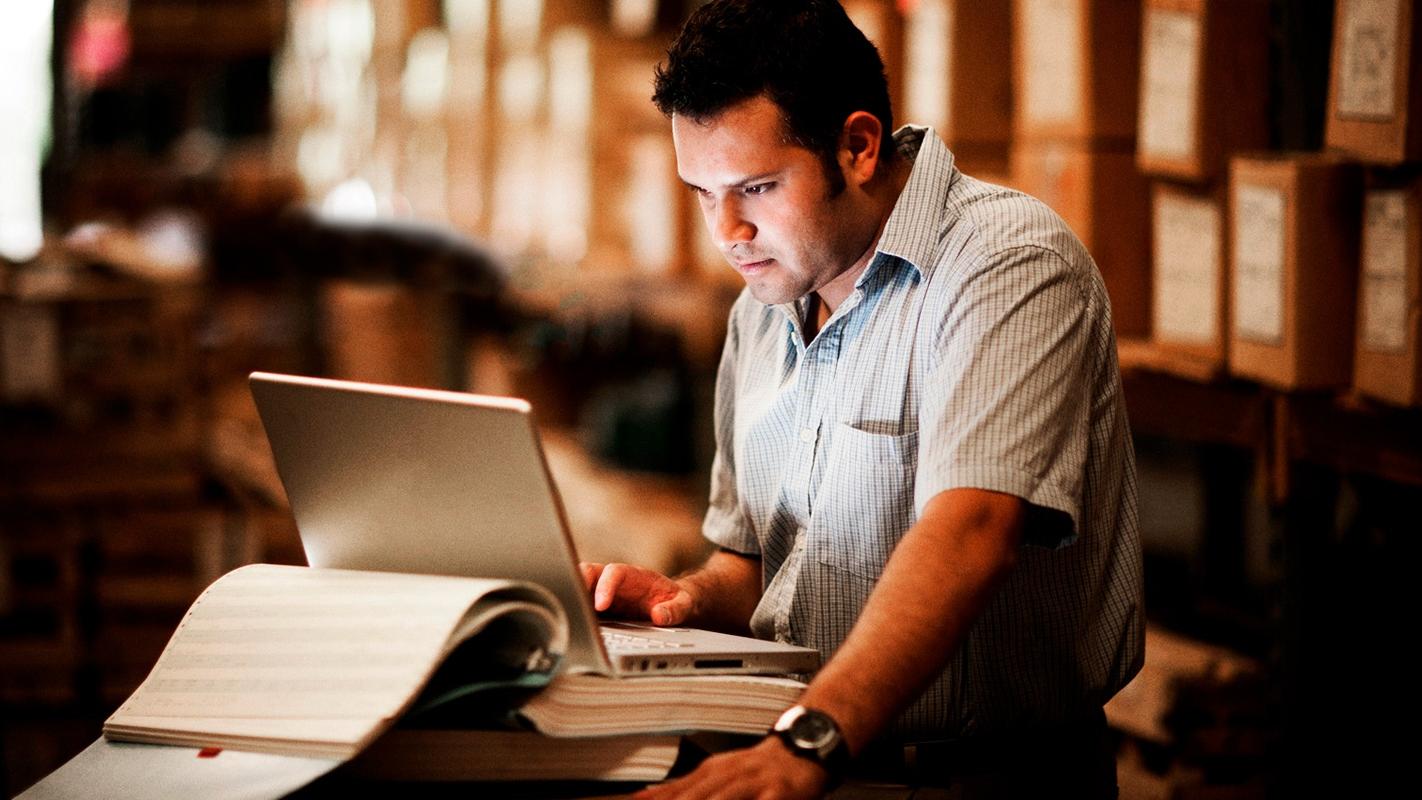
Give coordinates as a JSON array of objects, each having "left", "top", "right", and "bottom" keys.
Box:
[{"left": 681, "top": 171, "right": 781, "bottom": 192}]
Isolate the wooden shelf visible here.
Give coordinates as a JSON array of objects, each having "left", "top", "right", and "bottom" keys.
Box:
[{"left": 1118, "top": 338, "right": 1422, "bottom": 494}]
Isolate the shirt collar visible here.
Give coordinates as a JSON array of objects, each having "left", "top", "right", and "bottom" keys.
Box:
[
  {"left": 870, "top": 125, "right": 957, "bottom": 282},
  {"left": 774, "top": 126, "right": 958, "bottom": 326}
]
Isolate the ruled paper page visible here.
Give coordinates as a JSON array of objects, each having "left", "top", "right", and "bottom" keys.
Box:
[{"left": 105, "top": 564, "right": 528, "bottom": 754}]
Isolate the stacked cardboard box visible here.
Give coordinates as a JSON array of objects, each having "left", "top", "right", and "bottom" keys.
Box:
[
  {"left": 843, "top": 0, "right": 906, "bottom": 132},
  {"left": 1352, "top": 171, "right": 1422, "bottom": 406},
  {"left": 555, "top": 31, "right": 684, "bottom": 276},
  {"left": 0, "top": 283, "right": 205, "bottom": 503},
  {"left": 1137, "top": 0, "right": 1270, "bottom": 375},
  {"left": 1326, "top": 1, "right": 1422, "bottom": 406},
  {"left": 1325, "top": 0, "right": 1422, "bottom": 165},
  {"left": 0, "top": 275, "right": 211, "bottom": 712},
  {"left": 1150, "top": 183, "right": 1228, "bottom": 374},
  {"left": 444, "top": 0, "right": 496, "bottom": 236},
  {"left": 487, "top": 1, "right": 605, "bottom": 263},
  {"left": 1010, "top": 0, "right": 1150, "bottom": 336},
  {"left": 899, "top": 0, "right": 1011, "bottom": 176},
  {"left": 0, "top": 513, "right": 81, "bottom": 708},
  {"left": 1227, "top": 154, "right": 1363, "bottom": 391}
]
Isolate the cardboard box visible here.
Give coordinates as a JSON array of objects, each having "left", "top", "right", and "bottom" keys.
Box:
[
  {"left": 1353, "top": 170, "right": 1422, "bottom": 406},
  {"left": 1228, "top": 154, "right": 1363, "bottom": 390},
  {"left": 902, "top": 0, "right": 1012, "bottom": 174},
  {"left": 445, "top": 10, "right": 496, "bottom": 237},
  {"left": 1136, "top": 0, "right": 1270, "bottom": 181},
  {"left": 1151, "top": 183, "right": 1229, "bottom": 371},
  {"left": 494, "top": 0, "right": 603, "bottom": 51},
  {"left": 1013, "top": 0, "right": 1141, "bottom": 146},
  {"left": 1010, "top": 142, "right": 1152, "bottom": 336},
  {"left": 537, "top": 30, "right": 684, "bottom": 274},
  {"left": 842, "top": 0, "right": 906, "bottom": 132},
  {"left": 1325, "top": 0, "right": 1422, "bottom": 164}
]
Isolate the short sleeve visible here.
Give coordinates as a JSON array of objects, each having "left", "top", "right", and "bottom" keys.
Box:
[
  {"left": 915, "top": 245, "right": 1093, "bottom": 548},
  {"left": 701, "top": 303, "right": 760, "bottom": 555}
]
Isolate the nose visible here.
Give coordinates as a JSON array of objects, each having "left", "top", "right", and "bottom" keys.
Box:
[{"left": 712, "top": 196, "right": 755, "bottom": 249}]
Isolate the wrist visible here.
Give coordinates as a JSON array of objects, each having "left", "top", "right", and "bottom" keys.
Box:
[{"left": 770, "top": 704, "right": 851, "bottom": 782}]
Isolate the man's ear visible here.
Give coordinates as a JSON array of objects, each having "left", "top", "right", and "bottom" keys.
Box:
[{"left": 839, "top": 111, "right": 885, "bottom": 186}]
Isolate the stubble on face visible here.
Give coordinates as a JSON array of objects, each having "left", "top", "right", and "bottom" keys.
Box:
[{"left": 672, "top": 97, "right": 865, "bottom": 309}]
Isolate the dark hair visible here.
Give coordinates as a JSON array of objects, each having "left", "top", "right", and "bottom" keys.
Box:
[{"left": 652, "top": 0, "right": 895, "bottom": 191}]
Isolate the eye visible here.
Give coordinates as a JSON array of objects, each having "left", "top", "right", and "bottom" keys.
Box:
[{"left": 743, "top": 182, "right": 774, "bottom": 196}]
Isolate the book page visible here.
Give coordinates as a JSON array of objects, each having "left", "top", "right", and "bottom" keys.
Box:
[
  {"left": 520, "top": 673, "right": 806, "bottom": 737},
  {"left": 105, "top": 565, "right": 545, "bottom": 755},
  {"left": 1336, "top": 0, "right": 1400, "bottom": 120},
  {"left": 1020, "top": 0, "right": 1083, "bottom": 127},
  {"left": 905, "top": 0, "right": 952, "bottom": 134},
  {"left": 1360, "top": 190, "right": 1411, "bottom": 354},
  {"left": 1153, "top": 192, "right": 1221, "bottom": 345},
  {"left": 14, "top": 738, "right": 342, "bottom": 800},
  {"left": 1139, "top": 8, "right": 1201, "bottom": 162},
  {"left": 1232, "top": 183, "right": 1287, "bottom": 345},
  {"left": 351, "top": 730, "right": 681, "bottom": 782}
]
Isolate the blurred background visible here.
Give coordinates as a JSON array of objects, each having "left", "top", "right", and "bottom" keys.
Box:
[{"left": 1, "top": 1, "right": 1418, "bottom": 798}]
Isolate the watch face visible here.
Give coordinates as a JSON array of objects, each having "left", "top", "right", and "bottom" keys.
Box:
[{"left": 790, "top": 712, "right": 836, "bottom": 749}]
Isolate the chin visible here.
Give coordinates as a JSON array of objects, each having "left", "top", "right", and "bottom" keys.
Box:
[{"left": 744, "top": 281, "right": 804, "bottom": 307}]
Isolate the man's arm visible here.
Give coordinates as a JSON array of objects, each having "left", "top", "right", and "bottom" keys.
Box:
[
  {"left": 635, "top": 486, "right": 1022, "bottom": 800},
  {"left": 797, "top": 486, "right": 1022, "bottom": 752},
  {"left": 580, "top": 548, "right": 762, "bottom": 633}
]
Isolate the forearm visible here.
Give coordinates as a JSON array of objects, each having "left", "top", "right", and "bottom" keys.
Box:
[
  {"left": 676, "top": 549, "right": 763, "bottom": 634},
  {"left": 798, "top": 489, "right": 1023, "bottom": 754}
]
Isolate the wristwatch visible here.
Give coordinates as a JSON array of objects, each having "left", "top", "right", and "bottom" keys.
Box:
[{"left": 771, "top": 705, "right": 851, "bottom": 776}]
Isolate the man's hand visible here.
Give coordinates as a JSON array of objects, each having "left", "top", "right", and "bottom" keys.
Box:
[
  {"left": 633, "top": 737, "right": 830, "bottom": 800},
  {"left": 580, "top": 562, "right": 696, "bottom": 626}
]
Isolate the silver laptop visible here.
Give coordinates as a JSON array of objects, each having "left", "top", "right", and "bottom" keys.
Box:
[{"left": 248, "top": 371, "right": 819, "bottom": 677}]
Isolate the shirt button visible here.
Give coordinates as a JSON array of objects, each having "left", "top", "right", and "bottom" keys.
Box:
[{"left": 799, "top": 428, "right": 816, "bottom": 443}]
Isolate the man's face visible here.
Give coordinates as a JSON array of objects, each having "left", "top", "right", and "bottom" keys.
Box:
[{"left": 673, "top": 95, "right": 864, "bottom": 306}]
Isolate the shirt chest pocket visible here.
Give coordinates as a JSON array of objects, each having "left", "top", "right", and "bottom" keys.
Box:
[{"left": 809, "top": 422, "right": 919, "bottom": 580}]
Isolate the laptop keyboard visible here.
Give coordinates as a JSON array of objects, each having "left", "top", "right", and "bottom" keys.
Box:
[{"left": 601, "top": 629, "right": 694, "bottom": 651}]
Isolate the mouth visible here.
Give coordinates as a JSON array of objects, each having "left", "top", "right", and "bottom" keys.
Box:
[{"left": 734, "top": 258, "right": 774, "bottom": 275}]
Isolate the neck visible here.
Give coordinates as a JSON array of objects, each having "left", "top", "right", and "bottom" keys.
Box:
[{"left": 815, "top": 154, "right": 912, "bottom": 314}]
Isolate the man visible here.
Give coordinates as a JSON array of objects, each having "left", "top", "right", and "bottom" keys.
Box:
[{"left": 581, "top": 2, "right": 1144, "bottom": 797}]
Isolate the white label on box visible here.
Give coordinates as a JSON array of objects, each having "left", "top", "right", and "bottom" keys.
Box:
[
  {"left": 1154, "top": 193, "right": 1221, "bottom": 345},
  {"left": 1, "top": 303, "right": 61, "bottom": 402},
  {"left": 1336, "top": 0, "right": 1400, "bottom": 120},
  {"left": 905, "top": 0, "right": 953, "bottom": 135},
  {"left": 1232, "top": 183, "right": 1287, "bottom": 345},
  {"left": 1360, "top": 190, "right": 1411, "bottom": 353},
  {"left": 1021, "top": 0, "right": 1083, "bottom": 127},
  {"left": 1139, "top": 8, "right": 1201, "bottom": 162}
]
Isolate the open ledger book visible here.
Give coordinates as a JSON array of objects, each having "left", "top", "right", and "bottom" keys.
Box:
[{"left": 102, "top": 564, "right": 805, "bottom": 780}]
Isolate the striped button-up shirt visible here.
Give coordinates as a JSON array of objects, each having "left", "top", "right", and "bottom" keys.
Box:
[{"left": 702, "top": 126, "right": 1144, "bottom": 741}]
